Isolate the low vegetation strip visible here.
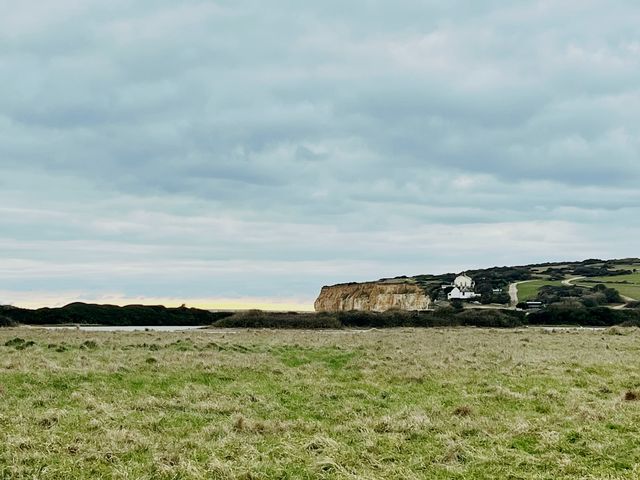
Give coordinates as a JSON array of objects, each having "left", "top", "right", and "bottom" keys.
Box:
[
  {"left": 528, "top": 306, "right": 640, "bottom": 326},
  {"left": 213, "top": 309, "right": 527, "bottom": 329},
  {"left": 1, "top": 328, "right": 640, "bottom": 479},
  {"left": 3, "top": 304, "right": 640, "bottom": 330},
  {"left": 0, "top": 303, "right": 233, "bottom": 326},
  {"left": 213, "top": 308, "right": 640, "bottom": 329}
]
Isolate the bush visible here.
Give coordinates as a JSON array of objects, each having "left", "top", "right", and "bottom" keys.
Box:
[
  {"left": 534, "top": 285, "right": 622, "bottom": 306},
  {"left": 4, "top": 338, "right": 35, "bottom": 350},
  {"left": 0, "top": 314, "right": 16, "bottom": 327},
  {"left": 580, "top": 293, "right": 607, "bottom": 308},
  {"left": 337, "top": 310, "right": 410, "bottom": 328},
  {"left": 214, "top": 311, "right": 342, "bottom": 329},
  {"left": 450, "top": 299, "right": 464, "bottom": 311},
  {"left": 528, "top": 304, "right": 640, "bottom": 327},
  {"left": 573, "top": 265, "right": 632, "bottom": 277},
  {"left": 493, "top": 292, "right": 512, "bottom": 305},
  {"left": 214, "top": 309, "right": 526, "bottom": 330},
  {"left": 603, "top": 288, "right": 623, "bottom": 304},
  {"left": 455, "top": 309, "right": 525, "bottom": 328},
  {"left": 337, "top": 309, "right": 524, "bottom": 329}
]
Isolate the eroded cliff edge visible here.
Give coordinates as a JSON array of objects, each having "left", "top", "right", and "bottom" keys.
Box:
[{"left": 314, "top": 281, "right": 431, "bottom": 312}]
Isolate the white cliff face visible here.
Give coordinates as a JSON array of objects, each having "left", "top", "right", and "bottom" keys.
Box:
[{"left": 314, "top": 282, "right": 431, "bottom": 312}]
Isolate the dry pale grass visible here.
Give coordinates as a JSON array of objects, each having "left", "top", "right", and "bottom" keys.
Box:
[{"left": 1, "top": 327, "right": 640, "bottom": 479}]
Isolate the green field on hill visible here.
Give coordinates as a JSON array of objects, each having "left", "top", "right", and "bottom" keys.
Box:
[
  {"left": 516, "top": 280, "right": 564, "bottom": 302},
  {"left": 576, "top": 272, "right": 640, "bottom": 300},
  {"left": 2, "top": 328, "right": 640, "bottom": 479}
]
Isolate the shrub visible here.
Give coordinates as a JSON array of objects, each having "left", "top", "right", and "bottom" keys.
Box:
[
  {"left": 4, "top": 337, "right": 35, "bottom": 350},
  {"left": 535, "top": 285, "right": 622, "bottom": 306},
  {"left": 493, "top": 292, "right": 512, "bottom": 305},
  {"left": 214, "top": 309, "right": 526, "bottom": 330},
  {"left": 450, "top": 299, "right": 464, "bottom": 311},
  {"left": 581, "top": 293, "right": 607, "bottom": 308},
  {"left": 603, "top": 288, "right": 623, "bottom": 304},
  {"left": 0, "top": 314, "right": 16, "bottom": 327},
  {"left": 528, "top": 304, "right": 640, "bottom": 327},
  {"left": 4, "top": 337, "right": 25, "bottom": 347},
  {"left": 214, "top": 311, "right": 342, "bottom": 329},
  {"left": 337, "top": 309, "right": 524, "bottom": 329},
  {"left": 455, "top": 309, "right": 525, "bottom": 328}
]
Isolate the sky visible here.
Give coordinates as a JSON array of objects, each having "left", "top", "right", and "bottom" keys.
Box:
[{"left": 1, "top": 0, "right": 639, "bottom": 310}]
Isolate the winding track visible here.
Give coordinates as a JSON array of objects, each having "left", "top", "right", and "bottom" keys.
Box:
[
  {"left": 563, "top": 275, "right": 637, "bottom": 307},
  {"left": 508, "top": 280, "right": 533, "bottom": 307},
  {"left": 509, "top": 275, "right": 637, "bottom": 311}
]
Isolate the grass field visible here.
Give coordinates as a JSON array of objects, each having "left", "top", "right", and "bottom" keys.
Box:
[
  {"left": 609, "top": 264, "right": 640, "bottom": 272},
  {"left": 516, "top": 280, "right": 564, "bottom": 302},
  {"left": 577, "top": 272, "right": 640, "bottom": 300},
  {"left": 2, "top": 327, "right": 640, "bottom": 479}
]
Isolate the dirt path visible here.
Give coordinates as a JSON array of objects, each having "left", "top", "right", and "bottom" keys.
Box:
[
  {"left": 508, "top": 280, "right": 533, "bottom": 307},
  {"left": 563, "top": 276, "right": 637, "bottom": 307},
  {"left": 613, "top": 295, "right": 637, "bottom": 309}
]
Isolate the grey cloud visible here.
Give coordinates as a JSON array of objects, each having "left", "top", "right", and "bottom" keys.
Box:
[{"left": 1, "top": 1, "right": 639, "bottom": 305}]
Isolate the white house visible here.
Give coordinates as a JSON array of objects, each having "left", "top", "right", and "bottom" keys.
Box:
[
  {"left": 447, "top": 273, "right": 481, "bottom": 300},
  {"left": 448, "top": 287, "right": 480, "bottom": 300},
  {"left": 453, "top": 274, "right": 474, "bottom": 290}
]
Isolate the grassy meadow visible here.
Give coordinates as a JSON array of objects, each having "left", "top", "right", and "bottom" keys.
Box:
[
  {"left": 516, "top": 280, "right": 564, "bottom": 302},
  {"left": 2, "top": 327, "right": 640, "bottom": 479},
  {"left": 576, "top": 272, "right": 640, "bottom": 301}
]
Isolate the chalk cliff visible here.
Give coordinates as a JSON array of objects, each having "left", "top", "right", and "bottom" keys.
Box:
[{"left": 314, "top": 281, "right": 431, "bottom": 312}]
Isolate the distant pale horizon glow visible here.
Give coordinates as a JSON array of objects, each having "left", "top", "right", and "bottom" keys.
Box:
[{"left": 1, "top": 291, "right": 316, "bottom": 312}]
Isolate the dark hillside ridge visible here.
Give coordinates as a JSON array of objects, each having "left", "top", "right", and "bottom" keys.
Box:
[
  {"left": 315, "top": 257, "right": 640, "bottom": 323},
  {"left": 0, "top": 314, "right": 16, "bottom": 327},
  {"left": 0, "top": 303, "right": 233, "bottom": 326},
  {"left": 409, "top": 258, "right": 639, "bottom": 291}
]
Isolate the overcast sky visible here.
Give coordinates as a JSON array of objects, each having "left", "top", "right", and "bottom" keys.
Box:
[{"left": 1, "top": 0, "right": 639, "bottom": 309}]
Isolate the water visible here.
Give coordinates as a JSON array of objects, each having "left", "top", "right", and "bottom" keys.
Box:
[
  {"left": 31, "top": 325, "right": 609, "bottom": 333},
  {"left": 34, "top": 325, "right": 206, "bottom": 332},
  {"left": 527, "top": 326, "right": 606, "bottom": 331}
]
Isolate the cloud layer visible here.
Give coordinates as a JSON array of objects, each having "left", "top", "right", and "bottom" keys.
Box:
[{"left": 1, "top": 1, "right": 639, "bottom": 307}]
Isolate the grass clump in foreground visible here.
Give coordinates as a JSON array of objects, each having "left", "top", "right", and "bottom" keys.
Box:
[{"left": 2, "top": 328, "right": 640, "bottom": 479}]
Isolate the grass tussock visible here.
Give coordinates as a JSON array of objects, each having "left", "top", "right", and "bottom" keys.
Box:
[{"left": 1, "top": 327, "right": 640, "bottom": 478}]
